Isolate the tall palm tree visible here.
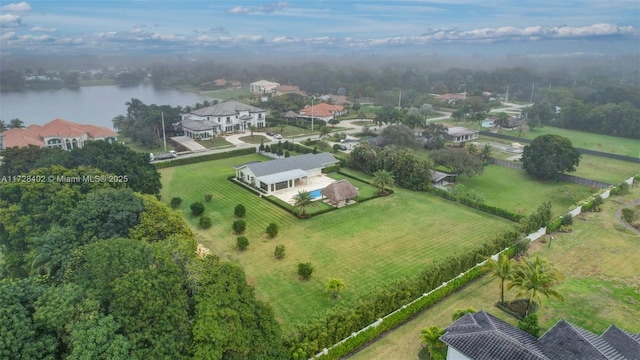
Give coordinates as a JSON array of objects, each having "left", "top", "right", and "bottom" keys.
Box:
[
  {"left": 419, "top": 325, "right": 446, "bottom": 360},
  {"left": 324, "top": 278, "right": 346, "bottom": 299},
  {"left": 494, "top": 112, "right": 510, "bottom": 133},
  {"left": 125, "top": 97, "right": 144, "bottom": 121},
  {"left": 480, "top": 143, "right": 492, "bottom": 162},
  {"left": 372, "top": 170, "right": 394, "bottom": 195},
  {"left": 508, "top": 255, "right": 564, "bottom": 316},
  {"left": 8, "top": 118, "right": 25, "bottom": 129},
  {"left": 112, "top": 114, "right": 133, "bottom": 133},
  {"left": 292, "top": 190, "right": 318, "bottom": 217},
  {"left": 0, "top": 119, "right": 8, "bottom": 133},
  {"left": 483, "top": 253, "right": 513, "bottom": 304}
]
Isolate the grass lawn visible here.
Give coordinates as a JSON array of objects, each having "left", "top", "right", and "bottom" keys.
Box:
[
  {"left": 349, "top": 186, "right": 640, "bottom": 360},
  {"left": 238, "top": 134, "right": 269, "bottom": 144},
  {"left": 159, "top": 155, "right": 513, "bottom": 330},
  {"left": 571, "top": 154, "right": 639, "bottom": 184},
  {"left": 459, "top": 165, "right": 596, "bottom": 217},
  {"left": 521, "top": 127, "right": 640, "bottom": 157},
  {"left": 196, "top": 137, "right": 234, "bottom": 149},
  {"left": 199, "top": 88, "right": 252, "bottom": 100}
]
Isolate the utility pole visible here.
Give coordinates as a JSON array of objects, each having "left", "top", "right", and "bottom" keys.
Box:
[
  {"left": 530, "top": 83, "right": 535, "bottom": 103},
  {"left": 311, "top": 96, "right": 315, "bottom": 131},
  {"left": 161, "top": 111, "right": 167, "bottom": 152}
]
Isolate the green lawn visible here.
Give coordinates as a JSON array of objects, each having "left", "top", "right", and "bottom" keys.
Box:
[
  {"left": 200, "top": 87, "right": 252, "bottom": 100},
  {"left": 521, "top": 127, "right": 640, "bottom": 157},
  {"left": 571, "top": 154, "right": 639, "bottom": 184},
  {"left": 349, "top": 186, "right": 640, "bottom": 360},
  {"left": 159, "top": 155, "right": 513, "bottom": 330},
  {"left": 459, "top": 165, "right": 596, "bottom": 217}
]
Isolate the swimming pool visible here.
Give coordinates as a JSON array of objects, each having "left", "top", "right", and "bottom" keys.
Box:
[{"left": 308, "top": 189, "right": 322, "bottom": 199}]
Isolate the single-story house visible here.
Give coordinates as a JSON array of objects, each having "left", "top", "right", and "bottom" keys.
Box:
[
  {"left": 446, "top": 127, "right": 479, "bottom": 143},
  {"left": 1, "top": 118, "right": 117, "bottom": 150},
  {"left": 233, "top": 152, "right": 339, "bottom": 195},
  {"left": 441, "top": 310, "right": 640, "bottom": 360},
  {"left": 431, "top": 171, "right": 457, "bottom": 186},
  {"left": 321, "top": 179, "right": 358, "bottom": 207},
  {"left": 181, "top": 101, "right": 267, "bottom": 138},
  {"left": 250, "top": 80, "right": 280, "bottom": 95},
  {"left": 298, "top": 103, "right": 347, "bottom": 122}
]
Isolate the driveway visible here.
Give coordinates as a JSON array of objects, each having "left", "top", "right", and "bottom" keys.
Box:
[{"left": 170, "top": 136, "right": 206, "bottom": 151}]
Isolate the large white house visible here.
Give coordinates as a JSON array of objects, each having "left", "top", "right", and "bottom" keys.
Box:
[
  {"left": 249, "top": 80, "right": 280, "bottom": 95},
  {"left": 233, "top": 153, "right": 339, "bottom": 195},
  {"left": 0, "top": 118, "right": 117, "bottom": 150},
  {"left": 181, "top": 101, "right": 267, "bottom": 139}
]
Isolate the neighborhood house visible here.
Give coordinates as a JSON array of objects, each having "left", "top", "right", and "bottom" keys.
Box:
[
  {"left": 180, "top": 101, "right": 267, "bottom": 139},
  {"left": 298, "top": 103, "right": 347, "bottom": 122},
  {"left": 446, "top": 126, "right": 479, "bottom": 143},
  {"left": 233, "top": 152, "right": 339, "bottom": 195}
]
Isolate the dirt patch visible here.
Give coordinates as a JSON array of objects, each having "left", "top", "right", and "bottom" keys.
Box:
[{"left": 196, "top": 243, "right": 212, "bottom": 258}]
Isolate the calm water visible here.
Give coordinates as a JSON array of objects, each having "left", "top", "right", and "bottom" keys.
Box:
[{"left": 0, "top": 84, "right": 209, "bottom": 129}]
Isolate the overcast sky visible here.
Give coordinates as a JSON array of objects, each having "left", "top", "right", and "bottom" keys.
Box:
[{"left": 1, "top": 1, "right": 638, "bottom": 57}]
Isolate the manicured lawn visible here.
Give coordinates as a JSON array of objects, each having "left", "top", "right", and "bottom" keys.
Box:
[
  {"left": 197, "top": 137, "right": 233, "bottom": 149},
  {"left": 459, "top": 165, "right": 596, "bottom": 217},
  {"left": 159, "top": 155, "right": 513, "bottom": 330},
  {"left": 349, "top": 186, "right": 640, "bottom": 360},
  {"left": 521, "top": 127, "right": 640, "bottom": 157},
  {"left": 200, "top": 87, "right": 252, "bottom": 100},
  {"left": 238, "top": 134, "right": 269, "bottom": 144},
  {"left": 571, "top": 154, "right": 639, "bottom": 184}
]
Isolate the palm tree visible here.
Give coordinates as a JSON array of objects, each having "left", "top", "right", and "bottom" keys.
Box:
[
  {"left": 319, "top": 126, "right": 331, "bottom": 138},
  {"left": 125, "top": 97, "right": 144, "bottom": 121},
  {"left": 480, "top": 143, "right": 492, "bottom": 162},
  {"left": 483, "top": 253, "right": 513, "bottom": 304},
  {"left": 324, "top": 278, "right": 346, "bottom": 299},
  {"left": 8, "top": 118, "right": 24, "bottom": 129},
  {"left": 494, "top": 112, "right": 510, "bottom": 133},
  {"left": 292, "top": 190, "right": 318, "bottom": 218},
  {"left": 508, "top": 255, "right": 564, "bottom": 316},
  {"left": 372, "top": 170, "right": 394, "bottom": 195},
  {"left": 249, "top": 125, "right": 256, "bottom": 137},
  {"left": 0, "top": 119, "right": 7, "bottom": 133},
  {"left": 419, "top": 325, "right": 446, "bottom": 360},
  {"left": 112, "top": 114, "right": 133, "bottom": 133}
]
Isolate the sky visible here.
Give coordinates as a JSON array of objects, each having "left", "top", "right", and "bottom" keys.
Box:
[{"left": 1, "top": 1, "right": 639, "bottom": 57}]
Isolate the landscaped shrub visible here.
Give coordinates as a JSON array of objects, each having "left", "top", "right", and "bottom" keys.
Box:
[
  {"left": 297, "top": 262, "right": 314, "bottom": 280},
  {"left": 153, "top": 147, "right": 255, "bottom": 169},
  {"left": 204, "top": 193, "right": 213, "bottom": 202},
  {"left": 190, "top": 201, "right": 205, "bottom": 216},
  {"left": 621, "top": 208, "right": 635, "bottom": 224},
  {"left": 611, "top": 182, "right": 630, "bottom": 196},
  {"left": 274, "top": 245, "right": 286, "bottom": 259},
  {"left": 236, "top": 236, "right": 249, "bottom": 250},
  {"left": 590, "top": 196, "right": 604, "bottom": 212},
  {"left": 199, "top": 215, "right": 212, "bottom": 229},
  {"left": 561, "top": 213, "right": 573, "bottom": 226},
  {"left": 232, "top": 219, "right": 246, "bottom": 234},
  {"left": 322, "top": 164, "right": 341, "bottom": 174},
  {"left": 518, "top": 314, "right": 541, "bottom": 337},
  {"left": 266, "top": 223, "right": 279, "bottom": 238},
  {"left": 170, "top": 197, "right": 183, "bottom": 209},
  {"left": 234, "top": 204, "right": 246, "bottom": 218}
]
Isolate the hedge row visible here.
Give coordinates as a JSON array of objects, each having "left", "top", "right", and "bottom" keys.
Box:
[
  {"left": 546, "top": 217, "right": 563, "bottom": 234},
  {"left": 154, "top": 147, "right": 256, "bottom": 169},
  {"left": 428, "top": 187, "right": 525, "bottom": 222},
  {"left": 284, "top": 228, "right": 522, "bottom": 359},
  {"left": 336, "top": 170, "right": 394, "bottom": 196},
  {"left": 322, "top": 164, "right": 341, "bottom": 174}
]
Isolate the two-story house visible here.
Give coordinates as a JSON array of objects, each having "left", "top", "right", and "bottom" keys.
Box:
[{"left": 181, "top": 101, "right": 267, "bottom": 139}]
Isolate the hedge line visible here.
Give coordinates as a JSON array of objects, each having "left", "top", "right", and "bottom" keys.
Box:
[
  {"left": 428, "top": 187, "right": 525, "bottom": 222},
  {"left": 154, "top": 147, "right": 256, "bottom": 169},
  {"left": 336, "top": 170, "right": 395, "bottom": 196}
]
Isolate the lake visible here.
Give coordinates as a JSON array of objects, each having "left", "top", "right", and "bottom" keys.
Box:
[{"left": 0, "top": 84, "right": 210, "bottom": 129}]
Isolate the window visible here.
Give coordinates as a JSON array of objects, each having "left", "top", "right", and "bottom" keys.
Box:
[
  {"left": 226, "top": 117, "right": 231, "bottom": 123},
  {"left": 47, "top": 138, "right": 63, "bottom": 148}
]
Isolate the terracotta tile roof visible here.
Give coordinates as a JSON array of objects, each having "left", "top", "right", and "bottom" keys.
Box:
[
  {"left": 1, "top": 118, "right": 117, "bottom": 149},
  {"left": 299, "top": 103, "right": 345, "bottom": 118}
]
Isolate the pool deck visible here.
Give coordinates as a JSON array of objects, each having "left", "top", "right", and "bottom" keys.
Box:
[{"left": 272, "top": 174, "right": 336, "bottom": 204}]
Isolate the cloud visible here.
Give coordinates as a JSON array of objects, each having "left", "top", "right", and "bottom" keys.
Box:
[
  {"left": 1, "top": 31, "right": 16, "bottom": 40},
  {"left": 0, "top": 14, "right": 25, "bottom": 28},
  {"left": 195, "top": 27, "right": 229, "bottom": 35},
  {"left": 0, "top": 1, "right": 32, "bottom": 13},
  {"left": 228, "top": 1, "right": 291, "bottom": 14},
  {"left": 30, "top": 26, "right": 56, "bottom": 32}
]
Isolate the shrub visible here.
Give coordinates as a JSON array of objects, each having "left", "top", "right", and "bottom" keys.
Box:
[
  {"left": 621, "top": 208, "right": 635, "bottom": 224},
  {"left": 591, "top": 196, "right": 604, "bottom": 212},
  {"left": 232, "top": 219, "right": 246, "bottom": 234},
  {"left": 170, "top": 197, "right": 183, "bottom": 209},
  {"left": 234, "top": 204, "right": 246, "bottom": 218},
  {"left": 266, "top": 223, "right": 279, "bottom": 238},
  {"left": 236, "top": 236, "right": 249, "bottom": 250},
  {"left": 274, "top": 245, "right": 285, "bottom": 259},
  {"left": 204, "top": 193, "right": 213, "bottom": 202},
  {"left": 612, "top": 182, "right": 630, "bottom": 196},
  {"left": 451, "top": 308, "right": 477, "bottom": 321},
  {"left": 561, "top": 213, "right": 573, "bottom": 226},
  {"left": 199, "top": 215, "right": 212, "bottom": 229},
  {"left": 297, "top": 262, "right": 314, "bottom": 280},
  {"left": 514, "top": 238, "right": 530, "bottom": 257},
  {"left": 518, "top": 314, "right": 541, "bottom": 337},
  {"left": 190, "top": 201, "right": 205, "bottom": 216}
]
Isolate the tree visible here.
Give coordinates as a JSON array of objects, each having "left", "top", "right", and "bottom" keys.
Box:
[
  {"left": 508, "top": 255, "right": 565, "bottom": 316},
  {"left": 521, "top": 134, "right": 581, "bottom": 180},
  {"left": 0, "top": 119, "right": 8, "bottom": 133},
  {"left": 234, "top": 204, "right": 246, "bottom": 218},
  {"left": 451, "top": 308, "right": 476, "bottom": 321},
  {"left": 232, "top": 219, "right": 246, "bottom": 234},
  {"left": 190, "top": 201, "right": 205, "bottom": 216},
  {"left": 297, "top": 262, "right": 314, "bottom": 280},
  {"left": 480, "top": 143, "right": 492, "bottom": 162},
  {"left": 518, "top": 314, "right": 541, "bottom": 337},
  {"left": 292, "top": 190, "right": 318, "bottom": 217},
  {"left": 236, "top": 236, "right": 249, "bottom": 250},
  {"left": 419, "top": 325, "right": 446, "bottom": 360},
  {"left": 324, "top": 278, "right": 346, "bottom": 299},
  {"left": 494, "top": 112, "right": 510, "bottom": 132},
  {"left": 199, "top": 216, "right": 212, "bottom": 229},
  {"left": 170, "top": 197, "right": 183, "bottom": 209},
  {"left": 375, "top": 104, "right": 401, "bottom": 125},
  {"left": 8, "top": 118, "right": 25, "bottom": 129},
  {"left": 483, "top": 253, "right": 513, "bottom": 304},
  {"left": 372, "top": 169, "right": 394, "bottom": 195},
  {"left": 274, "top": 245, "right": 285, "bottom": 259},
  {"left": 381, "top": 124, "right": 421, "bottom": 148},
  {"left": 204, "top": 193, "right": 213, "bottom": 202},
  {"left": 319, "top": 126, "right": 331, "bottom": 138},
  {"left": 430, "top": 148, "right": 484, "bottom": 177},
  {"left": 421, "top": 123, "right": 447, "bottom": 150},
  {"left": 266, "top": 223, "right": 279, "bottom": 238}
]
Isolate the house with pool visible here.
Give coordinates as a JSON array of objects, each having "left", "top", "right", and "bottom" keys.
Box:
[{"left": 233, "top": 153, "right": 339, "bottom": 196}]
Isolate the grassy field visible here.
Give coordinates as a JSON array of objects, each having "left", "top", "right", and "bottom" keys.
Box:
[
  {"left": 459, "top": 165, "right": 596, "bottom": 217},
  {"left": 159, "top": 155, "right": 513, "bottom": 329},
  {"left": 520, "top": 126, "right": 640, "bottom": 157},
  {"left": 571, "top": 154, "right": 639, "bottom": 184},
  {"left": 349, "top": 186, "right": 640, "bottom": 360},
  {"left": 199, "top": 88, "right": 252, "bottom": 100}
]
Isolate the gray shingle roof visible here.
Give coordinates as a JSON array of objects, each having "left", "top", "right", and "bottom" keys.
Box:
[
  {"left": 601, "top": 325, "right": 640, "bottom": 360},
  {"left": 191, "top": 101, "right": 265, "bottom": 117},
  {"left": 235, "top": 153, "right": 338, "bottom": 178},
  {"left": 181, "top": 119, "right": 221, "bottom": 131}
]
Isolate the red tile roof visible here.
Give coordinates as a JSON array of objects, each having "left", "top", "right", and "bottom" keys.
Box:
[
  {"left": 2, "top": 118, "right": 117, "bottom": 149},
  {"left": 299, "top": 103, "right": 345, "bottom": 118}
]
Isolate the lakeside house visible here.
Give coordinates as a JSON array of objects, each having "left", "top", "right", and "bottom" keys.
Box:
[
  {"left": 0, "top": 118, "right": 117, "bottom": 150},
  {"left": 181, "top": 101, "right": 267, "bottom": 139},
  {"left": 249, "top": 80, "right": 280, "bottom": 95}
]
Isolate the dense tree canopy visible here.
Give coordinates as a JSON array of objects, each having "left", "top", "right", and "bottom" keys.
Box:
[
  {"left": 521, "top": 134, "right": 581, "bottom": 180},
  {"left": 429, "top": 148, "right": 484, "bottom": 177}
]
